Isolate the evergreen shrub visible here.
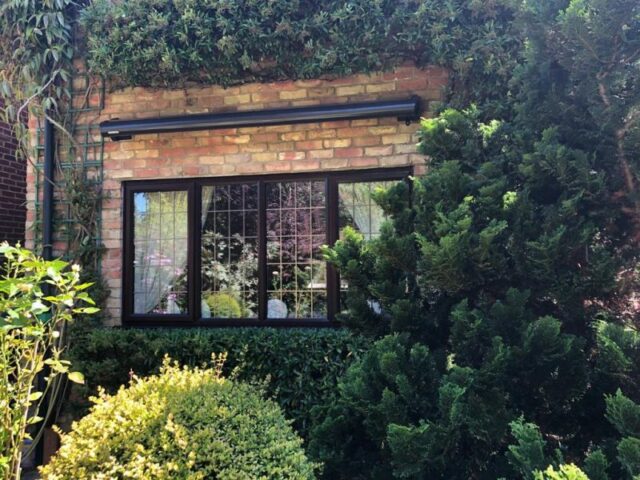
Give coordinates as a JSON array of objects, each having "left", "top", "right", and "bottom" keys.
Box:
[
  {"left": 68, "top": 327, "right": 368, "bottom": 438},
  {"left": 309, "top": 0, "right": 640, "bottom": 478},
  {"left": 205, "top": 292, "right": 242, "bottom": 318},
  {"left": 40, "top": 358, "right": 317, "bottom": 479}
]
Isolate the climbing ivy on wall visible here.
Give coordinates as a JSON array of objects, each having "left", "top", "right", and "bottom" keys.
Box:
[
  {"left": 79, "top": 0, "right": 521, "bottom": 111},
  {"left": 0, "top": 0, "right": 108, "bottom": 323},
  {"left": 0, "top": 0, "right": 75, "bottom": 122}
]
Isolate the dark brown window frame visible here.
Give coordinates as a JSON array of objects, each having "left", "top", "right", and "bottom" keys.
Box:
[{"left": 122, "top": 167, "right": 411, "bottom": 327}]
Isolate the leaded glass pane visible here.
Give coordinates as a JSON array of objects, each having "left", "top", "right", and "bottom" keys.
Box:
[
  {"left": 201, "top": 183, "right": 258, "bottom": 319},
  {"left": 133, "top": 190, "right": 188, "bottom": 314},
  {"left": 338, "top": 180, "right": 398, "bottom": 307},
  {"left": 338, "top": 181, "right": 395, "bottom": 240},
  {"left": 266, "top": 180, "right": 327, "bottom": 319}
]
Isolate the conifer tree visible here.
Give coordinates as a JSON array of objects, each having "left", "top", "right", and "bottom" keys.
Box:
[{"left": 310, "top": 0, "right": 640, "bottom": 478}]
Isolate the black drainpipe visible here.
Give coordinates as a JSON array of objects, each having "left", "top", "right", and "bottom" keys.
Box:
[
  {"left": 34, "top": 116, "right": 55, "bottom": 467},
  {"left": 42, "top": 116, "right": 55, "bottom": 261}
]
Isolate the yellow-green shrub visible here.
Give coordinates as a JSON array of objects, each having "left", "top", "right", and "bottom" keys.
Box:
[
  {"left": 206, "top": 292, "right": 242, "bottom": 318},
  {"left": 41, "top": 357, "right": 317, "bottom": 480},
  {"left": 534, "top": 465, "right": 590, "bottom": 480}
]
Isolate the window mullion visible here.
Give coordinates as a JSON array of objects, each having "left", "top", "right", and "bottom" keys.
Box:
[
  {"left": 258, "top": 180, "right": 267, "bottom": 321},
  {"left": 191, "top": 181, "right": 201, "bottom": 322},
  {"left": 326, "top": 177, "right": 338, "bottom": 322}
]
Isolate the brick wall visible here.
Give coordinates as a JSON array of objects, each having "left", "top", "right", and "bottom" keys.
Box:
[
  {"left": 26, "top": 63, "right": 448, "bottom": 325},
  {"left": 0, "top": 100, "right": 26, "bottom": 245}
]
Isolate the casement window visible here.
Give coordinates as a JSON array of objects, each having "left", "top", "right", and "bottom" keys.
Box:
[{"left": 122, "top": 168, "right": 410, "bottom": 326}]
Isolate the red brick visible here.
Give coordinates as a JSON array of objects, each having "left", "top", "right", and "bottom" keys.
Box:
[
  {"left": 365, "top": 146, "right": 394, "bottom": 156},
  {"left": 397, "top": 78, "right": 428, "bottom": 90},
  {"left": 280, "top": 89, "right": 308, "bottom": 100},
  {"left": 281, "top": 131, "right": 306, "bottom": 141},
  {"left": 336, "top": 127, "right": 370, "bottom": 138},
  {"left": 252, "top": 133, "right": 280, "bottom": 143},
  {"left": 138, "top": 168, "right": 161, "bottom": 176},
  {"left": 323, "top": 139, "right": 351, "bottom": 148},
  {"left": 335, "top": 147, "right": 364, "bottom": 158},
  {"left": 353, "top": 136, "right": 381, "bottom": 147},
  {"left": 321, "top": 158, "right": 349, "bottom": 169},
  {"left": 308, "top": 149, "right": 334, "bottom": 159},
  {"left": 291, "top": 160, "right": 320, "bottom": 171},
  {"left": 265, "top": 161, "right": 292, "bottom": 172},
  {"left": 279, "top": 151, "right": 306, "bottom": 161},
  {"left": 295, "top": 140, "right": 324, "bottom": 150},
  {"left": 349, "top": 157, "right": 379, "bottom": 167},
  {"left": 182, "top": 166, "right": 202, "bottom": 176},
  {"left": 210, "top": 145, "right": 240, "bottom": 154},
  {"left": 308, "top": 129, "right": 337, "bottom": 140}
]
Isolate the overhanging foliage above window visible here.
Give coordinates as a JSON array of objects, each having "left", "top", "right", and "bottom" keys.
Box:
[{"left": 80, "top": 0, "right": 520, "bottom": 103}]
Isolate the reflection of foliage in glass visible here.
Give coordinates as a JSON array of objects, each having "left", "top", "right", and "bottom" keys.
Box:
[
  {"left": 338, "top": 182, "right": 395, "bottom": 240},
  {"left": 134, "top": 191, "right": 188, "bottom": 315},
  {"left": 201, "top": 232, "right": 258, "bottom": 317},
  {"left": 265, "top": 181, "right": 327, "bottom": 318},
  {"left": 205, "top": 292, "right": 242, "bottom": 318}
]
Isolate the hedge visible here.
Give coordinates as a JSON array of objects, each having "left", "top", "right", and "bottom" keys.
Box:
[{"left": 68, "top": 327, "right": 368, "bottom": 438}]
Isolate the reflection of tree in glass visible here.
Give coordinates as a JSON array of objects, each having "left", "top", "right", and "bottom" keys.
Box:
[
  {"left": 338, "top": 181, "right": 395, "bottom": 240},
  {"left": 265, "top": 181, "right": 327, "bottom": 318},
  {"left": 201, "top": 232, "right": 258, "bottom": 316}
]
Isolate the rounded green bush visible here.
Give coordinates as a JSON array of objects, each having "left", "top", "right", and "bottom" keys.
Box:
[
  {"left": 41, "top": 358, "right": 317, "bottom": 479},
  {"left": 206, "top": 292, "right": 242, "bottom": 318}
]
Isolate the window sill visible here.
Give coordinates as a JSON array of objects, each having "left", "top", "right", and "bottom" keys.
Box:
[{"left": 122, "top": 317, "right": 340, "bottom": 328}]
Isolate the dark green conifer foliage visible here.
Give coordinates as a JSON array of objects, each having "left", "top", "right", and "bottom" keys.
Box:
[
  {"left": 583, "top": 450, "right": 610, "bottom": 480},
  {"left": 310, "top": 0, "right": 640, "bottom": 478},
  {"left": 605, "top": 390, "right": 640, "bottom": 478}
]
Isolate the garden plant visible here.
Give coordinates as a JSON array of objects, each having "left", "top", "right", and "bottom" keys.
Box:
[
  {"left": 0, "top": 244, "right": 97, "bottom": 480},
  {"left": 310, "top": 0, "right": 640, "bottom": 478},
  {"left": 40, "top": 356, "right": 318, "bottom": 480},
  {"left": 0, "top": 0, "right": 638, "bottom": 478}
]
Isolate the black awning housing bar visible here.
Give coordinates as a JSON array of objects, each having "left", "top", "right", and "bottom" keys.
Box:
[{"left": 100, "top": 96, "right": 421, "bottom": 141}]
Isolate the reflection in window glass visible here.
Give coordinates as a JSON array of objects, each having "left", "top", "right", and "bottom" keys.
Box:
[
  {"left": 338, "top": 181, "right": 395, "bottom": 240},
  {"left": 266, "top": 181, "right": 327, "bottom": 319},
  {"left": 338, "top": 181, "right": 397, "bottom": 307},
  {"left": 133, "top": 191, "right": 188, "bottom": 314},
  {"left": 201, "top": 184, "right": 258, "bottom": 319}
]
